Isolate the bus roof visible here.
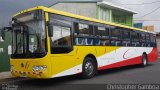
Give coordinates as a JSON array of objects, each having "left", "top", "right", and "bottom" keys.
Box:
[{"left": 13, "top": 6, "right": 155, "bottom": 34}]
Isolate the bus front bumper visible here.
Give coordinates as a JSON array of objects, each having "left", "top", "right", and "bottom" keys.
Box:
[
  {"left": 11, "top": 70, "right": 49, "bottom": 79},
  {"left": 10, "top": 58, "right": 52, "bottom": 79}
]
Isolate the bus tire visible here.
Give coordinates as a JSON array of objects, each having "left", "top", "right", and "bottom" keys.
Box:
[
  {"left": 141, "top": 54, "right": 148, "bottom": 67},
  {"left": 82, "top": 57, "right": 97, "bottom": 79}
]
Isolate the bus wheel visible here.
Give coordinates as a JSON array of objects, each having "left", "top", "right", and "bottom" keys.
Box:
[
  {"left": 141, "top": 54, "right": 148, "bottom": 67},
  {"left": 82, "top": 57, "right": 97, "bottom": 79}
]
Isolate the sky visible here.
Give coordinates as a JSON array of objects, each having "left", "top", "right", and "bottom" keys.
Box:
[
  {"left": 0, "top": 0, "right": 160, "bottom": 32},
  {"left": 0, "top": 0, "right": 58, "bottom": 27}
]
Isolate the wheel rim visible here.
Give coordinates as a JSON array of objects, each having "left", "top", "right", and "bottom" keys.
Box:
[
  {"left": 143, "top": 56, "right": 147, "bottom": 65},
  {"left": 85, "top": 61, "right": 94, "bottom": 76}
]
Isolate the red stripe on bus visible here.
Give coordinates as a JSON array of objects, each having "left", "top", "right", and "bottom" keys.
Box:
[
  {"left": 98, "top": 56, "right": 142, "bottom": 70},
  {"left": 98, "top": 48, "right": 158, "bottom": 70},
  {"left": 148, "top": 48, "right": 158, "bottom": 62}
]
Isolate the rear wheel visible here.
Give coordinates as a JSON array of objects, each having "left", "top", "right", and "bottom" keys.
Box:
[
  {"left": 82, "top": 57, "right": 97, "bottom": 79},
  {"left": 141, "top": 54, "right": 148, "bottom": 67}
]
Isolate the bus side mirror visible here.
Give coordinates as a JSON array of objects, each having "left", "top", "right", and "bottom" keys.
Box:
[
  {"left": 1, "top": 27, "right": 12, "bottom": 40},
  {"left": 3, "top": 27, "right": 12, "bottom": 31},
  {"left": 48, "top": 22, "right": 53, "bottom": 37}
]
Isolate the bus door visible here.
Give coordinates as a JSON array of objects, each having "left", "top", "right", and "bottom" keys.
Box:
[{"left": 48, "top": 21, "right": 78, "bottom": 77}]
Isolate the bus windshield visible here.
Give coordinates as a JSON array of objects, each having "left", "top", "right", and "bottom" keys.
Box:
[{"left": 11, "top": 10, "right": 46, "bottom": 58}]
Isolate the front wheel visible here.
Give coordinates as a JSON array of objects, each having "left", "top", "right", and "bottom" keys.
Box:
[
  {"left": 82, "top": 57, "right": 97, "bottom": 79},
  {"left": 141, "top": 54, "right": 148, "bottom": 67}
]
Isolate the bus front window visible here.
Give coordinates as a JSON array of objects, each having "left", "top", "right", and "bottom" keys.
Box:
[{"left": 11, "top": 10, "right": 47, "bottom": 58}]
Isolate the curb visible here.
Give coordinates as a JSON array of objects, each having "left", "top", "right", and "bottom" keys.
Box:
[{"left": 0, "top": 72, "right": 15, "bottom": 80}]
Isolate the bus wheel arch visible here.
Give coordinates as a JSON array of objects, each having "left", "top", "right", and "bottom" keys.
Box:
[
  {"left": 81, "top": 54, "right": 98, "bottom": 78},
  {"left": 84, "top": 54, "right": 98, "bottom": 68}
]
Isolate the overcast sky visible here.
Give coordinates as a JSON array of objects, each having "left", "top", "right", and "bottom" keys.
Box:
[{"left": 0, "top": 0, "right": 160, "bottom": 32}]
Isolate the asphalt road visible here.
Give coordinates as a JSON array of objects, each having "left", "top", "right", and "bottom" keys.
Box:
[{"left": 0, "top": 59, "right": 160, "bottom": 90}]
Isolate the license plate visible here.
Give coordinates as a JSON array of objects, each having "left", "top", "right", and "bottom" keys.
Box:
[{"left": 21, "top": 73, "right": 27, "bottom": 77}]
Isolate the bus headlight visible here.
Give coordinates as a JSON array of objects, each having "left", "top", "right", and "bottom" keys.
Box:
[{"left": 32, "top": 66, "right": 47, "bottom": 72}]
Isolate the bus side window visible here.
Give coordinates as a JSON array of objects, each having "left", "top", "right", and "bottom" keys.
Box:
[
  {"left": 75, "top": 37, "right": 94, "bottom": 45},
  {"left": 85, "top": 38, "right": 93, "bottom": 45},
  {"left": 110, "top": 26, "right": 122, "bottom": 46},
  {"left": 75, "top": 37, "right": 85, "bottom": 45},
  {"left": 110, "top": 26, "right": 120, "bottom": 39},
  {"left": 111, "top": 40, "right": 121, "bottom": 46},
  {"left": 95, "top": 26, "right": 107, "bottom": 38},
  {"left": 50, "top": 25, "right": 73, "bottom": 54},
  {"left": 78, "top": 23, "right": 89, "bottom": 36},
  {"left": 146, "top": 33, "right": 151, "bottom": 47},
  {"left": 131, "top": 31, "right": 140, "bottom": 47},
  {"left": 100, "top": 39, "right": 110, "bottom": 46},
  {"left": 131, "top": 41, "right": 139, "bottom": 47},
  {"left": 122, "top": 41, "right": 130, "bottom": 47},
  {"left": 95, "top": 38, "right": 110, "bottom": 46},
  {"left": 94, "top": 25, "right": 110, "bottom": 46},
  {"left": 74, "top": 22, "right": 94, "bottom": 45},
  {"left": 95, "top": 38, "right": 100, "bottom": 45},
  {"left": 122, "top": 29, "right": 130, "bottom": 47},
  {"left": 150, "top": 34, "right": 157, "bottom": 47},
  {"left": 140, "top": 33, "right": 146, "bottom": 47},
  {"left": 51, "top": 26, "right": 71, "bottom": 46}
]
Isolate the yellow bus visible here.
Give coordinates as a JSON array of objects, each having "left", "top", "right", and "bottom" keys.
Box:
[{"left": 10, "top": 6, "right": 158, "bottom": 79}]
